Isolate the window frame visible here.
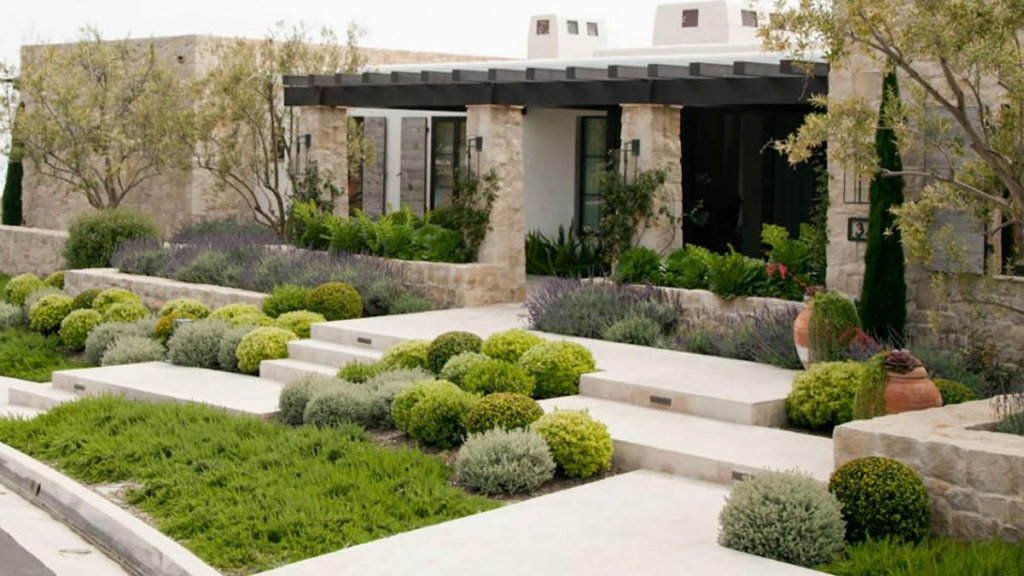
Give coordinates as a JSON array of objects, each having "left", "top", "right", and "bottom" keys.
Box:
[
  {"left": 567, "top": 20, "right": 580, "bottom": 35},
  {"left": 429, "top": 117, "right": 468, "bottom": 210},
  {"left": 536, "top": 19, "right": 550, "bottom": 35},
  {"left": 577, "top": 116, "right": 609, "bottom": 233},
  {"left": 682, "top": 9, "right": 699, "bottom": 28},
  {"left": 587, "top": 22, "right": 599, "bottom": 37}
]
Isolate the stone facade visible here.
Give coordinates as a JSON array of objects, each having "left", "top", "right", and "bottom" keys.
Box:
[
  {"left": 302, "top": 106, "right": 349, "bottom": 218},
  {"left": 835, "top": 400, "right": 1024, "bottom": 542},
  {"left": 617, "top": 282, "right": 805, "bottom": 319},
  {"left": 620, "top": 104, "right": 684, "bottom": 254},
  {"left": 64, "top": 269, "right": 266, "bottom": 311},
  {"left": 0, "top": 225, "right": 68, "bottom": 277},
  {"left": 391, "top": 260, "right": 523, "bottom": 308}
]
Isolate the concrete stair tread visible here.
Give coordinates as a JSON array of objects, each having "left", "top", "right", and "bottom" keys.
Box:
[
  {"left": 312, "top": 304, "right": 527, "bottom": 348},
  {"left": 0, "top": 402, "right": 43, "bottom": 419},
  {"left": 286, "top": 339, "right": 382, "bottom": 367},
  {"left": 539, "top": 396, "right": 833, "bottom": 482},
  {"left": 260, "top": 358, "right": 339, "bottom": 383},
  {"left": 5, "top": 380, "right": 79, "bottom": 408}
]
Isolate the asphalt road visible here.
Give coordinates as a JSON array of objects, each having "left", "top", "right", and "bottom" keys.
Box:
[{"left": 0, "top": 528, "right": 57, "bottom": 576}]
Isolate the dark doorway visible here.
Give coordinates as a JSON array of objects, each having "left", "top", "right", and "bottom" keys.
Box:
[
  {"left": 430, "top": 117, "right": 468, "bottom": 209},
  {"left": 682, "top": 106, "right": 819, "bottom": 257}
]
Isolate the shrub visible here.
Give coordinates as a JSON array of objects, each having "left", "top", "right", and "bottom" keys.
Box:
[
  {"left": 84, "top": 321, "right": 153, "bottom": 365},
  {"left": 707, "top": 248, "right": 767, "bottom": 299},
  {"left": 462, "top": 359, "right": 536, "bottom": 396},
  {"left": 337, "top": 360, "right": 387, "bottom": 384},
  {"left": 102, "top": 302, "right": 151, "bottom": 324},
  {"left": 531, "top": 410, "right": 612, "bottom": 478},
  {"left": 825, "top": 537, "right": 1024, "bottom": 575},
  {"left": 173, "top": 251, "right": 243, "bottom": 287},
  {"left": 278, "top": 374, "right": 339, "bottom": 426},
  {"left": 71, "top": 288, "right": 102, "bottom": 311},
  {"left": 228, "top": 313, "right": 276, "bottom": 328},
  {"left": 44, "top": 271, "right": 65, "bottom": 290},
  {"left": 392, "top": 380, "right": 460, "bottom": 434},
  {"left": 261, "top": 284, "right": 311, "bottom": 318},
  {"left": 365, "top": 368, "right": 434, "bottom": 389},
  {"left": 935, "top": 379, "right": 977, "bottom": 406},
  {"left": 439, "top": 352, "right": 491, "bottom": 387},
  {"left": 28, "top": 294, "right": 74, "bottom": 334},
  {"left": 407, "top": 384, "right": 478, "bottom": 448},
  {"left": 167, "top": 320, "right": 231, "bottom": 369},
  {"left": 275, "top": 311, "right": 326, "bottom": 339},
  {"left": 381, "top": 340, "right": 431, "bottom": 371},
  {"left": 466, "top": 393, "right": 544, "bottom": 434},
  {"left": 718, "top": 470, "right": 845, "bottom": 568},
  {"left": 426, "top": 331, "right": 483, "bottom": 374},
  {"left": 22, "top": 286, "right": 62, "bottom": 322},
  {"left": 154, "top": 312, "right": 194, "bottom": 343},
  {"left": 235, "top": 327, "right": 298, "bottom": 375},
  {"left": 304, "top": 386, "right": 378, "bottom": 429},
  {"left": 388, "top": 293, "right": 434, "bottom": 315},
  {"left": 100, "top": 336, "right": 165, "bottom": 366},
  {"left": 612, "top": 247, "right": 663, "bottom": 284},
  {"left": 307, "top": 282, "right": 363, "bottom": 321},
  {"left": 217, "top": 326, "right": 254, "bottom": 373},
  {"left": 59, "top": 309, "right": 103, "bottom": 350},
  {"left": 92, "top": 288, "right": 143, "bottom": 315},
  {"left": 481, "top": 329, "right": 544, "bottom": 364},
  {"left": 361, "top": 277, "right": 405, "bottom": 317},
  {"left": 158, "top": 298, "right": 211, "bottom": 320},
  {"left": 602, "top": 315, "right": 660, "bottom": 347},
  {"left": 662, "top": 245, "right": 713, "bottom": 289},
  {"left": 209, "top": 303, "right": 263, "bottom": 323},
  {"left": 64, "top": 209, "right": 160, "bottom": 269},
  {"left": 455, "top": 429, "right": 556, "bottom": 496},
  {"left": 809, "top": 291, "right": 862, "bottom": 364},
  {"left": 786, "top": 362, "right": 867, "bottom": 431},
  {"left": 4, "top": 273, "right": 46, "bottom": 307},
  {"left": 828, "top": 457, "right": 931, "bottom": 544},
  {"left": 111, "top": 237, "right": 170, "bottom": 276},
  {"left": 518, "top": 341, "right": 597, "bottom": 399},
  {"left": 0, "top": 302, "right": 23, "bottom": 330}
]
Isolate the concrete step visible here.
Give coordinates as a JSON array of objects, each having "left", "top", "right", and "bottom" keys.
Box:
[
  {"left": 0, "top": 402, "right": 43, "bottom": 419},
  {"left": 259, "top": 358, "right": 338, "bottom": 384},
  {"left": 538, "top": 396, "right": 833, "bottom": 485},
  {"left": 6, "top": 381, "right": 79, "bottom": 411},
  {"left": 310, "top": 324, "right": 406, "bottom": 351},
  {"left": 287, "top": 339, "right": 382, "bottom": 367}
]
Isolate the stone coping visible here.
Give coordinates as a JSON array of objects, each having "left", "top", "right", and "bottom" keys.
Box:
[
  {"left": 65, "top": 268, "right": 266, "bottom": 311},
  {"left": 594, "top": 278, "right": 805, "bottom": 317}
]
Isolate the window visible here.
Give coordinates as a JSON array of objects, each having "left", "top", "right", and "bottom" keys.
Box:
[
  {"left": 536, "top": 19, "right": 550, "bottom": 35},
  {"left": 741, "top": 10, "right": 758, "bottom": 27},
  {"left": 567, "top": 20, "right": 579, "bottom": 35},
  {"left": 348, "top": 117, "right": 365, "bottom": 212},
  {"left": 587, "top": 22, "right": 599, "bottom": 37},
  {"left": 578, "top": 117, "right": 608, "bottom": 232},
  {"left": 682, "top": 9, "right": 699, "bottom": 27},
  {"left": 430, "top": 117, "right": 467, "bottom": 209}
]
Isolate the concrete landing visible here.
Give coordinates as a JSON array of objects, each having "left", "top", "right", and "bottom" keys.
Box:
[
  {"left": 541, "top": 396, "right": 833, "bottom": 483},
  {"left": 51, "top": 363, "right": 282, "bottom": 418},
  {"left": 255, "top": 470, "right": 825, "bottom": 576},
  {"left": 0, "top": 377, "right": 46, "bottom": 419}
]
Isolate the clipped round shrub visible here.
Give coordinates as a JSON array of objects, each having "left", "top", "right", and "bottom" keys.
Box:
[
  {"left": 59, "top": 309, "right": 103, "bottom": 350},
  {"left": 44, "top": 271, "right": 65, "bottom": 289},
  {"left": 276, "top": 310, "right": 326, "bottom": 339},
  {"left": 4, "top": 273, "right": 46, "bottom": 307},
  {"left": 440, "top": 352, "right": 491, "bottom": 388},
  {"left": 518, "top": 341, "right": 597, "bottom": 399},
  {"left": 102, "top": 302, "right": 151, "bottom": 324},
  {"left": 392, "top": 379, "right": 461, "bottom": 434},
  {"left": 427, "top": 331, "right": 484, "bottom": 374},
  {"left": 337, "top": 360, "right": 387, "bottom": 384},
  {"left": 262, "top": 284, "right": 311, "bottom": 318},
  {"left": 167, "top": 319, "right": 231, "bottom": 369},
  {"left": 92, "top": 288, "right": 143, "bottom": 315},
  {"left": 71, "top": 288, "right": 102, "bottom": 311},
  {"left": 100, "top": 336, "right": 165, "bottom": 366},
  {"left": 785, "top": 361, "right": 867, "bottom": 431},
  {"left": 158, "top": 298, "right": 211, "bottom": 320},
  {"left": 307, "top": 282, "right": 363, "bottom": 321},
  {"left": 407, "top": 384, "right": 478, "bottom": 448},
  {"left": 828, "top": 457, "right": 931, "bottom": 544},
  {"left": 209, "top": 303, "right": 262, "bottom": 322},
  {"left": 64, "top": 209, "right": 160, "bottom": 269},
  {"left": 22, "top": 286, "right": 62, "bottom": 320},
  {"left": 381, "top": 339, "right": 431, "bottom": 371},
  {"left": 455, "top": 429, "right": 556, "bottom": 496},
  {"left": 935, "top": 379, "right": 977, "bottom": 406},
  {"left": 28, "top": 294, "right": 74, "bottom": 334},
  {"left": 388, "top": 293, "right": 434, "bottom": 315},
  {"left": 602, "top": 315, "right": 661, "bottom": 347},
  {"left": 366, "top": 369, "right": 434, "bottom": 429},
  {"left": 153, "top": 311, "right": 196, "bottom": 343},
  {"left": 531, "top": 410, "right": 612, "bottom": 478},
  {"left": 718, "top": 470, "right": 845, "bottom": 568},
  {"left": 228, "top": 313, "right": 276, "bottom": 328},
  {"left": 278, "top": 374, "right": 339, "bottom": 426},
  {"left": 235, "top": 327, "right": 298, "bottom": 375},
  {"left": 304, "top": 386, "right": 379, "bottom": 429},
  {"left": 0, "top": 302, "right": 24, "bottom": 330},
  {"left": 466, "top": 393, "right": 544, "bottom": 434},
  {"left": 462, "top": 359, "right": 536, "bottom": 396},
  {"left": 481, "top": 329, "right": 544, "bottom": 364},
  {"left": 217, "top": 325, "right": 255, "bottom": 373},
  {"left": 83, "top": 320, "right": 155, "bottom": 365}
]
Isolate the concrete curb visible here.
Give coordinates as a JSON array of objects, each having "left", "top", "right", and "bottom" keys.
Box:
[{"left": 0, "top": 441, "right": 221, "bottom": 576}]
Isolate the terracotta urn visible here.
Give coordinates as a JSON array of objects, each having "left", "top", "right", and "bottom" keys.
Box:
[
  {"left": 793, "top": 304, "right": 812, "bottom": 369},
  {"left": 883, "top": 366, "right": 943, "bottom": 415}
]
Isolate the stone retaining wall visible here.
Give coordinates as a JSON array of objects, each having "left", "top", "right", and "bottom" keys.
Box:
[
  {"left": 618, "top": 282, "right": 805, "bottom": 318},
  {"left": 65, "top": 269, "right": 266, "bottom": 311},
  {"left": 392, "top": 260, "right": 521, "bottom": 308},
  {"left": 0, "top": 225, "right": 68, "bottom": 277},
  {"left": 834, "top": 400, "right": 1024, "bottom": 542}
]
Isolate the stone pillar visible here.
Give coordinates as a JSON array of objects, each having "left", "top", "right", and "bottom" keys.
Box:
[
  {"left": 619, "top": 104, "right": 684, "bottom": 254},
  {"left": 302, "top": 106, "right": 349, "bottom": 218},
  {"left": 466, "top": 104, "right": 527, "bottom": 301}
]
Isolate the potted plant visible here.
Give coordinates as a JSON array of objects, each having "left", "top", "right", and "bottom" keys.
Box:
[
  {"left": 792, "top": 285, "right": 822, "bottom": 369},
  {"left": 881, "top": 349, "right": 942, "bottom": 415}
]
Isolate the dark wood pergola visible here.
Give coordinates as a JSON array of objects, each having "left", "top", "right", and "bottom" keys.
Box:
[{"left": 284, "top": 60, "right": 828, "bottom": 111}]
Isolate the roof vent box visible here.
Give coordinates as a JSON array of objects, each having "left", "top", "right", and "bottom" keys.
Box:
[
  {"left": 653, "top": 1, "right": 761, "bottom": 46},
  {"left": 528, "top": 14, "right": 608, "bottom": 59}
]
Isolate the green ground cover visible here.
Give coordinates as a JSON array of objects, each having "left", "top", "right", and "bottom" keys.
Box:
[
  {"left": 0, "top": 273, "right": 10, "bottom": 299},
  {"left": 0, "top": 328, "right": 89, "bottom": 382},
  {"left": 823, "top": 538, "right": 1024, "bottom": 575},
  {"left": 0, "top": 396, "right": 497, "bottom": 574}
]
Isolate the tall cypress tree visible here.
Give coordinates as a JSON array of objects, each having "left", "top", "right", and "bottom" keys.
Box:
[
  {"left": 859, "top": 69, "right": 907, "bottom": 343},
  {"left": 1, "top": 157, "right": 23, "bottom": 226}
]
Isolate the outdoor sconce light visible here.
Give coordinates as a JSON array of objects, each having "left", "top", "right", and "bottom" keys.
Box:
[
  {"left": 470, "top": 136, "right": 484, "bottom": 152},
  {"left": 630, "top": 139, "right": 641, "bottom": 156}
]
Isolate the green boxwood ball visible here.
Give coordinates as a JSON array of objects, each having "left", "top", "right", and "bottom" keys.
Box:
[
  {"left": 28, "top": 294, "right": 74, "bottom": 334},
  {"left": 532, "top": 409, "right": 612, "bottom": 479},
  {"left": 71, "top": 288, "right": 102, "bottom": 311},
  {"left": 392, "top": 379, "right": 460, "bottom": 434},
  {"left": 262, "top": 284, "right": 312, "bottom": 318},
  {"left": 427, "top": 331, "right": 483, "bottom": 374},
  {"left": 406, "top": 384, "right": 478, "bottom": 448},
  {"left": 381, "top": 340, "right": 431, "bottom": 371},
  {"left": 4, "top": 274, "right": 46, "bottom": 307},
  {"left": 44, "top": 271, "right": 65, "bottom": 290},
  {"left": 102, "top": 302, "right": 151, "bottom": 325},
  {"left": 935, "top": 379, "right": 977, "bottom": 406},
  {"left": 307, "top": 282, "right": 363, "bottom": 321},
  {"left": 92, "top": 288, "right": 143, "bottom": 315},
  {"left": 482, "top": 329, "right": 545, "bottom": 363},
  {"left": 785, "top": 361, "right": 867, "bottom": 431},
  {"left": 209, "top": 303, "right": 263, "bottom": 322},
  {"left": 828, "top": 456, "right": 932, "bottom": 544},
  {"left": 518, "top": 341, "right": 597, "bottom": 399},
  {"left": 59, "top": 309, "right": 103, "bottom": 350},
  {"left": 158, "top": 298, "right": 211, "bottom": 320},
  {"left": 228, "top": 312, "right": 276, "bottom": 328},
  {"left": 275, "top": 310, "right": 326, "bottom": 339},
  {"left": 466, "top": 393, "right": 544, "bottom": 434},
  {"left": 462, "top": 359, "right": 535, "bottom": 396},
  {"left": 235, "top": 327, "right": 298, "bottom": 375},
  {"left": 440, "top": 352, "right": 492, "bottom": 388}
]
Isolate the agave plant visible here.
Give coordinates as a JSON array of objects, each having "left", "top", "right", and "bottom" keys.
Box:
[{"left": 884, "top": 349, "right": 922, "bottom": 374}]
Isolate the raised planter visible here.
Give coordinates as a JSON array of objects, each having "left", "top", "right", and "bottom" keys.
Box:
[
  {"left": 884, "top": 365, "right": 943, "bottom": 415},
  {"left": 65, "top": 269, "right": 266, "bottom": 311},
  {"left": 0, "top": 225, "right": 68, "bottom": 277},
  {"left": 618, "top": 281, "right": 806, "bottom": 319}
]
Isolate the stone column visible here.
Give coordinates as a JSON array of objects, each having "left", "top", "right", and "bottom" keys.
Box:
[
  {"left": 466, "top": 104, "right": 527, "bottom": 301},
  {"left": 619, "top": 104, "right": 684, "bottom": 254},
  {"left": 302, "top": 106, "right": 349, "bottom": 218}
]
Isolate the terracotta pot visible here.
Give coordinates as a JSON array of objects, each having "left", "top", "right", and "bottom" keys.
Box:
[
  {"left": 883, "top": 366, "right": 943, "bottom": 415},
  {"left": 793, "top": 304, "right": 812, "bottom": 369}
]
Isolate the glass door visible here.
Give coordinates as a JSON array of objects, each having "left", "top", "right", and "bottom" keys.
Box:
[
  {"left": 430, "top": 117, "right": 467, "bottom": 209},
  {"left": 578, "top": 117, "right": 608, "bottom": 232}
]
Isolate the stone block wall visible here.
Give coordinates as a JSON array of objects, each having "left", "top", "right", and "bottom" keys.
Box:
[
  {"left": 620, "top": 104, "right": 684, "bottom": 254},
  {"left": 64, "top": 269, "right": 266, "bottom": 311},
  {"left": 0, "top": 225, "right": 68, "bottom": 277},
  {"left": 615, "top": 281, "right": 805, "bottom": 319},
  {"left": 835, "top": 401, "right": 1024, "bottom": 542},
  {"left": 392, "top": 260, "right": 524, "bottom": 308}
]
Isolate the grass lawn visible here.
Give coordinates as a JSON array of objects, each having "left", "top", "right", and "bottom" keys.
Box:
[
  {"left": 0, "top": 396, "right": 498, "bottom": 574},
  {"left": 823, "top": 538, "right": 1024, "bottom": 575},
  {"left": 0, "top": 328, "right": 90, "bottom": 382}
]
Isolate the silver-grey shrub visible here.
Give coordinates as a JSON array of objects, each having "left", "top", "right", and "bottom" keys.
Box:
[
  {"left": 85, "top": 320, "right": 154, "bottom": 365},
  {"left": 718, "top": 470, "right": 845, "bottom": 568},
  {"left": 455, "top": 429, "right": 556, "bottom": 496},
  {"left": 365, "top": 368, "right": 434, "bottom": 389},
  {"left": 217, "top": 325, "right": 255, "bottom": 373},
  {"left": 279, "top": 374, "right": 341, "bottom": 426},
  {"left": 100, "top": 336, "right": 166, "bottom": 367},
  {"left": 167, "top": 319, "right": 231, "bottom": 369},
  {"left": 304, "top": 385, "right": 377, "bottom": 429},
  {"left": 0, "top": 302, "right": 24, "bottom": 330}
]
